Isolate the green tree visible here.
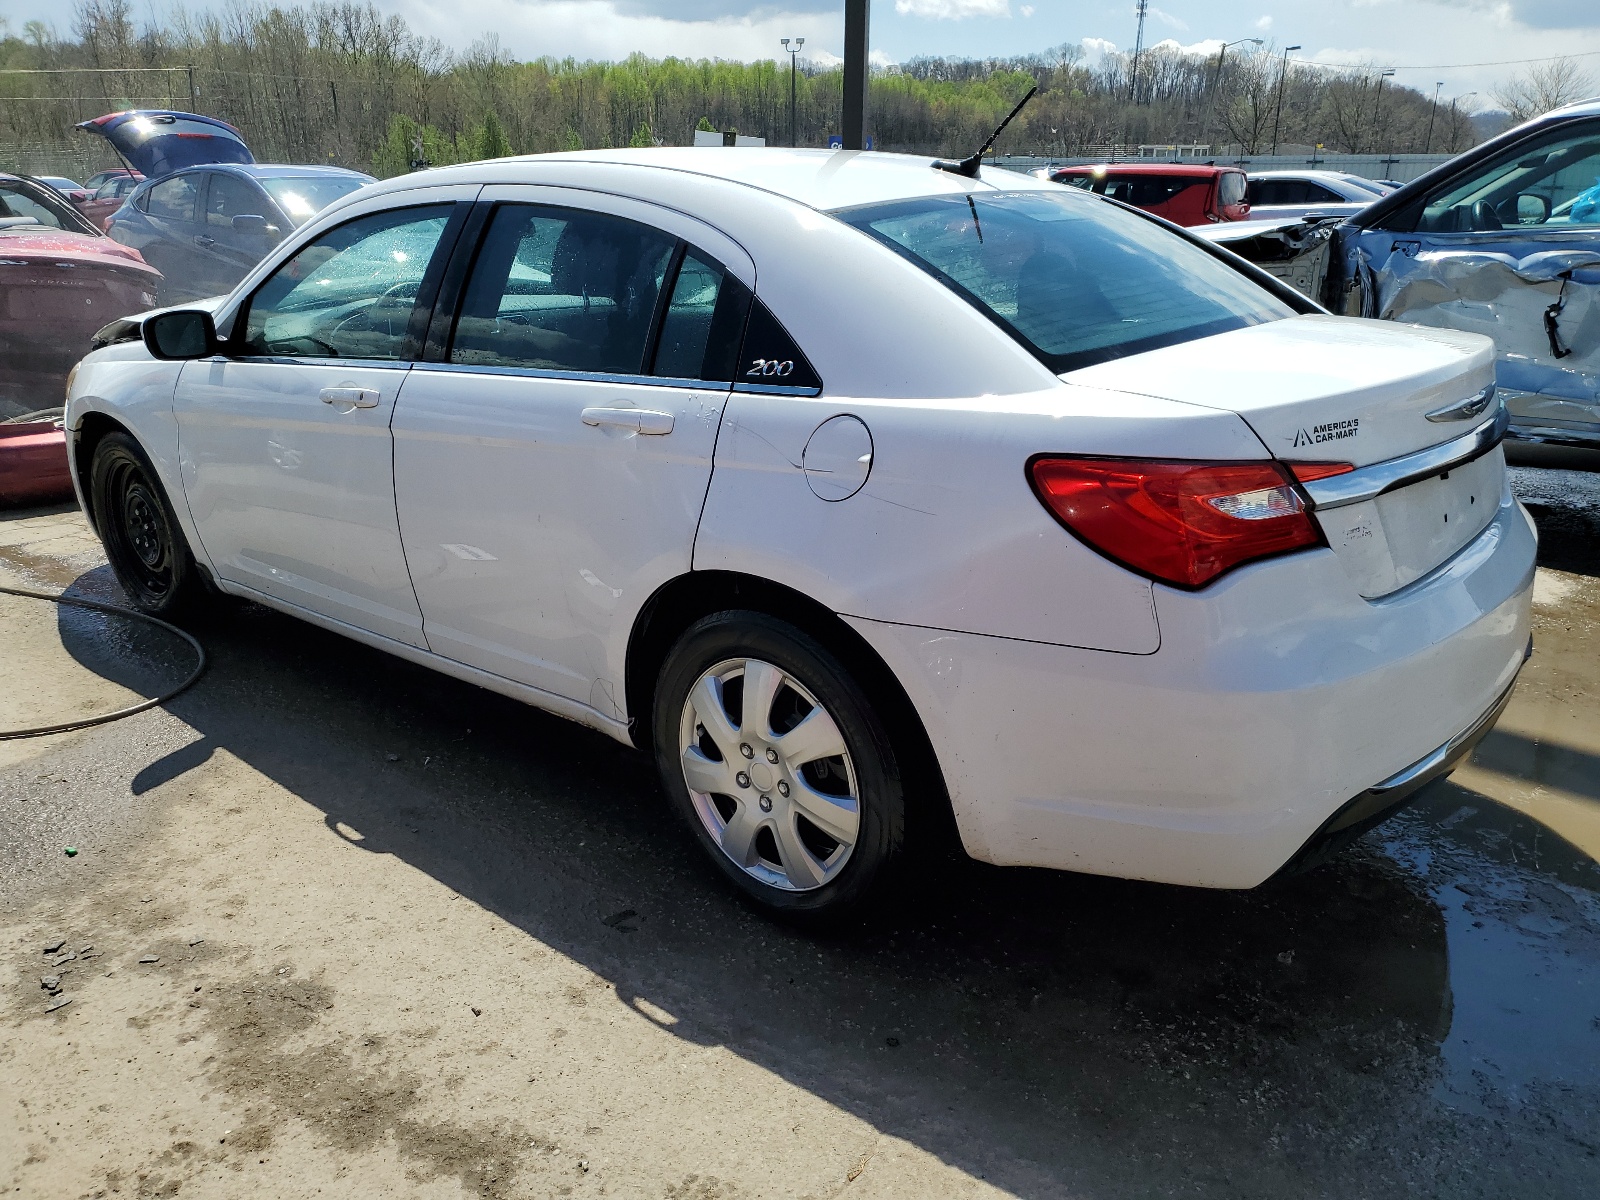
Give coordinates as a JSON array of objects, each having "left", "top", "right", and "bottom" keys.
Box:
[
  {"left": 473, "top": 109, "right": 512, "bottom": 159},
  {"left": 629, "top": 122, "right": 654, "bottom": 147},
  {"left": 695, "top": 115, "right": 716, "bottom": 132}
]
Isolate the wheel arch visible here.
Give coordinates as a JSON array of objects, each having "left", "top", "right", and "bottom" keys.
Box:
[
  {"left": 625, "top": 569, "right": 958, "bottom": 848},
  {"left": 72, "top": 409, "right": 134, "bottom": 537}
]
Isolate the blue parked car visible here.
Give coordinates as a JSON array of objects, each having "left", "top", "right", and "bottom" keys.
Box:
[{"left": 78, "top": 110, "right": 374, "bottom": 304}]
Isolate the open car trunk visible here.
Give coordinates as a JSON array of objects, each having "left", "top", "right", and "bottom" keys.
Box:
[
  {"left": 75, "top": 110, "right": 253, "bottom": 179},
  {"left": 1064, "top": 314, "right": 1506, "bottom": 599}
]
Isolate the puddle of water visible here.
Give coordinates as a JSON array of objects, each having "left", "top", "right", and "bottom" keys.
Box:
[{"left": 1383, "top": 791, "right": 1600, "bottom": 1120}]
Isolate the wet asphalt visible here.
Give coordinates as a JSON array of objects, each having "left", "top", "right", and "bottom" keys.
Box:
[{"left": 2, "top": 466, "right": 1599, "bottom": 1197}]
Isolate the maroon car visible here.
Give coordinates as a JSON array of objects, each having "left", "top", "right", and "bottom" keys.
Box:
[
  {"left": 74, "top": 171, "right": 145, "bottom": 231},
  {"left": 0, "top": 173, "right": 161, "bottom": 503}
]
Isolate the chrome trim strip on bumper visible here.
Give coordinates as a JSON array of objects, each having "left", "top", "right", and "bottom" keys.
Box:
[
  {"left": 1278, "top": 656, "right": 1524, "bottom": 877},
  {"left": 1507, "top": 421, "right": 1600, "bottom": 450},
  {"left": 1301, "top": 402, "right": 1509, "bottom": 511}
]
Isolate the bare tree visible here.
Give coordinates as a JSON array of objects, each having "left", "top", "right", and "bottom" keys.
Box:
[{"left": 1492, "top": 57, "right": 1596, "bottom": 125}]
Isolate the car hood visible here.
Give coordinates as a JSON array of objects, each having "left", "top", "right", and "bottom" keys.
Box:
[
  {"left": 0, "top": 227, "right": 158, "bottom": 275},
  {"left": 75, "top": 110, "right": 253, "bottom": 179}
]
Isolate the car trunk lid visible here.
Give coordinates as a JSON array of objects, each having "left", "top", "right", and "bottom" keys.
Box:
[
  {"left": 75, "top": 110, "right": 253, "bottom": 179},
  {"left": 1062, "top": 314, "right": 1504, "bottom": 597}
]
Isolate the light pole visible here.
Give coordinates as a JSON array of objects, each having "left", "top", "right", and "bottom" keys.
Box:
[
  {"left": 781, "top": 37, "right": 804, "bottom": 147},
  {"left": 1370, "top": 68, "right": 1396, "bottom": 154},
  {"left": 1207, "top": 38, "right": 1263, "bottom": 149},
  {"left": 1446, "top": 91, "right": 1478, "bottom": 153},
  {"left": 1423, "top": 80, "right": 1442, "bottom": 153},
  {"left": 1270, "top": 44, "right": 1301, "bottom": 155}
]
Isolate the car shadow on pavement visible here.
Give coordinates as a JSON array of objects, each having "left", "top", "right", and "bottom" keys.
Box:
[{"left": 48, "top": 567, "right": 1593, "bottom": 1198}]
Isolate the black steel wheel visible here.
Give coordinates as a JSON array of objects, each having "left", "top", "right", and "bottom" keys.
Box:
[{"left": 90, "top": 431, "right": 208, "bottom": 617}]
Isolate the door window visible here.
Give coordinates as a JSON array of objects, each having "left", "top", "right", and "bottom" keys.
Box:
[
  {"left": 1304, "top": 182, "right": 1346, "bottom": 204},
  {"left": 1101, "top": 175, "right": 1207, "bottom": 208},
  {"left": 451, "top": 204, "right": 677, "bottom": 375},
  {"left": 650, "top": 251, "right": 751, "bottom": 382},
  {"left": 206, "top": 173, "right": 270, "bottom": 228},
  {"left": 1419, "top": 122, "right": 1600, "bottom": 232},
  {"left": 146, "top": 174, "right": 199, "bottom": 221},
  {"left": 239, "top": 205, "right": 453, "bottom": 360}
]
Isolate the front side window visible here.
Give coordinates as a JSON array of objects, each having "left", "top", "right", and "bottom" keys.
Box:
[
  {"left": 451, "top": 204, "right": 676, "bottom": 375},
  {"left": 146, "top": 175, "right": 199, "bottom": 221},
  {"left": 240, "top": 205, "right": 452, "bottom": 360},
  {"left": 206, "top": 173, "right": 270, "bottom": 228},
  {"left": 1418, "top": 121, "right": 1600, "bottom": 232},
  {"left": 839, "top": 190, "right": 1294, "bottom": 374}
]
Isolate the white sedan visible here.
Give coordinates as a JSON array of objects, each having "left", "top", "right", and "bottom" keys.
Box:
[{"left": 65, "top": 149, "right": 1535, "bottom": 919}]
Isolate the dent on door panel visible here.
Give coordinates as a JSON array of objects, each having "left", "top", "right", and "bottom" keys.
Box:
[{"left": 1351, "top": 233, "right": 1600, "bottom": 443}]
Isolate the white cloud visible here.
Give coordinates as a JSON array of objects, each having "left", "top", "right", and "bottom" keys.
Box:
[
  {"left": 1150, "top": 7, "right": 1188, "bottom": 31},
  {"left": 893, "top": 0, "right": 1010, "bottom": 19},
  {"left": 1019, "top": 3, "right": 1034, "bottom": 15},
  {"left": 394, "top": 0, "right": 843, "bottom": 62},
  {"left": 1079, "top": 36, "right": 1118, "bottom": 59},
  {"left": 1255, "top": 14, "right": 1273, "bottom": 30}
]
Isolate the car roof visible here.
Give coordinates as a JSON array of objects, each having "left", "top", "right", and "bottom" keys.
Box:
[
  {"left": 208, "top": 163, "right": 374, "bottom": 180},
  {"left": 1055, "top": 163, "right": 1233, "bottom": 176},
  {"left": 370, "top": 148, "right": 1057, "bottom": 213},
  {"left": 1248, "top": 170, "right": 1364, "bottom": 182}
]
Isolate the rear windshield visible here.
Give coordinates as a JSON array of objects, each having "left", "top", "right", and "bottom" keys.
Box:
[
  {"left": 838, "top": 190, "right": 1292, "bottom": 373},
  {"left": 261, "top": 176, "right": 368, "bottom": 225}
]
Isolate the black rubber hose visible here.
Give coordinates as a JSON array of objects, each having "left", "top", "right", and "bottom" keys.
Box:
[{"left": 0, "top": 583, "right": 206, "bottom": 740}]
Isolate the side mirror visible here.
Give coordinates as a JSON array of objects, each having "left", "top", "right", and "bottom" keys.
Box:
[
  {"left": 143, "top": 309, "right": 219, "bottom": 360},
  {"left": 1515, "top": 193, "right": 1551, "bottom": 224},
  {"left": 232, "top": 213, "right": 270, "bottom": 235}
]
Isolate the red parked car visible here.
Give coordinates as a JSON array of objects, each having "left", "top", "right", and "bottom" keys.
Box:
[
  {"left": 0, "top": 173, "right": 161, "bottom": 504},
  {"left": 73, "top": 171, "right": 145, "bottom": 230},
  {"left": 1048, "top": 163, "right": 1251, "bottom": 226}
]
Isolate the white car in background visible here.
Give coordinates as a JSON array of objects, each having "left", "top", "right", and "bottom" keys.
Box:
[
  {"left": 1247, "top": 169, "right": 1394, "bottom": 222},
  {"left": 64, "top": 149, "right": 1534, "bottom": 919}
]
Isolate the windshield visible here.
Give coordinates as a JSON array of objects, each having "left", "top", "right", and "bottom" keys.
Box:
[
  {"left": 261, "top": 176, "right": 369, "bottom": 226},
  {"left": 838, "top": 190, "right": 1292, "bottom": 373}
]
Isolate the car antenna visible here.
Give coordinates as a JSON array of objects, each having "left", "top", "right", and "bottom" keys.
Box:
[{"left": 932, "top": 85, "right": 1038, "bottom": 178}]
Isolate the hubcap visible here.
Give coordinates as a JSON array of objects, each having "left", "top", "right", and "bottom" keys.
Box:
[{"left": 679, "top": 657, "right": 859, "bottom": 892}]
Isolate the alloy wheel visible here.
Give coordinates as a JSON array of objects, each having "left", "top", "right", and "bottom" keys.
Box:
[{"left": 678, "top": 657, "right": 860, "bottom": 892}]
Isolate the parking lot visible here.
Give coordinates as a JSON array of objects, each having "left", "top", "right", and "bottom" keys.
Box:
[{"left": 0, "top": 466, "right": 1594, "bottom": 1199}]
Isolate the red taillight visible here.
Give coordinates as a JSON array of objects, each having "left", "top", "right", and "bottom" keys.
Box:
[
  {"left": 1029, "top": 457, "right": 1323, "bottom": 589},
  {"left": 1286, "top": 461, "right": 1354, "bottom": 483}
]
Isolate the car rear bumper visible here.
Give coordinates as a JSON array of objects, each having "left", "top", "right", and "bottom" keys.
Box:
[{"left": 846, "top": 491, "right": 1537, "bottom": 888}]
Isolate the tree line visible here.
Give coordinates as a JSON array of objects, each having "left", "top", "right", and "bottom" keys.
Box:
[{"left": 1, "top": 0, "right": 1507, "bottom": 180}]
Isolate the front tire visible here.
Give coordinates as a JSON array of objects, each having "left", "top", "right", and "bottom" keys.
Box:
[
  {"left": 653, "top": 610, "right": 906, "bottom": 920},
  {"left": 90, "top": 431, "right": 209, "bottom": 617}
]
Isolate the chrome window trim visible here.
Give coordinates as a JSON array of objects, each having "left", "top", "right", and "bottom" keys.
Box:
[
  {"left": 733, "top": 381, "right": 824, "bottom": 397},
  {"left": 1301, "top": 403, "right": 1509, "bottom": 511},
  {"left": 411, "top": 361, "right": 729, "bottom": 391},
  {"left": 201, "top": 354, "right": 412, "bottom": 371}
]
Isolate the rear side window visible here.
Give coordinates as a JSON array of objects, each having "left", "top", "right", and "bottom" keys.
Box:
[
  {"left": 1102, "top": 175, "right": 1205, "bottom": 207},
  {"left": 146, "top": 175, "right": 198, "bottom": 221},
  {"left": 651, "top": 251, "right": 752, "bottom": 382},
  {"left": 839, "top": 190, "right": 1293, "bottom": 374},
  {"left": 451, "top": 204, "right": 676, "bottom": 376}
]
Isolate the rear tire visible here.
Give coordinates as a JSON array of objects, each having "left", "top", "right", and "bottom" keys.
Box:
[
  {"left": 652, "top": 610, "right": 906, "bottom": 922},
  {"left": 90, "top": 431, "right": 209, "bottom": 618}
]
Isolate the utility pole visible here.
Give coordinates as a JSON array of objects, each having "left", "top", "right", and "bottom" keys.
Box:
[
  {"left": 1424, "top": 80, "right": 1442, "bottom": 152},
  {"left": 782, "top": 37, "right": 804, "bottom": 147},
  {"left": 1446, "top": 91, "right": 1477, "bottom": 153},
  {"left": 186, "top": 64, "right": 197, "bottom": 112},
  {"left": 842, "top": 0, "right": 869, "bottom": 150},
  {"left": 1129, "top": 0, "right": 1148, "bottom": 104},
  {"left": 1270, "top": 45, "right": 1300, "bottom": 155},
  {"left": 1370, "top": 68, "right": 1395, "bottom": 155}
]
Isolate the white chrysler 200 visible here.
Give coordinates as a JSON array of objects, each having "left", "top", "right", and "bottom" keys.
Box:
[{"left": 65, "top": 149, "right": 1535, "bottom": 918}]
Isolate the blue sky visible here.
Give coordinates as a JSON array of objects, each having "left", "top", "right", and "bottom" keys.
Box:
[{"left": 8, "top": 0, "right": 1600, "bottom": 103}]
